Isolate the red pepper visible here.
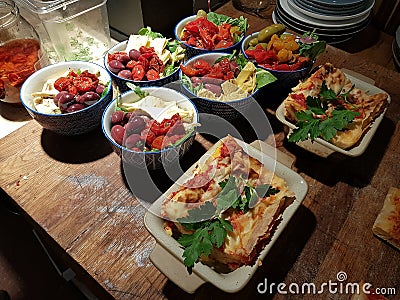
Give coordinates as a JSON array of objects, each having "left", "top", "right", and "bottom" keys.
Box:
[
  {"left": 73, "top": 76, "right": 97, "bottom": 93},
  {"left": 199, "top": 26, "right": 214, "bottom": 50},
  {"left": 151, "top": 135, "right": 166, "bottom": 150},
  {"left": 132, "top": 64, "right": 145, "bottom": 81}
]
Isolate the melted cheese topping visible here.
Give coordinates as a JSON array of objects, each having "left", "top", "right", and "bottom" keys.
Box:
[{"left": 162, "top": 136, "right": 295, "bottom": 269}]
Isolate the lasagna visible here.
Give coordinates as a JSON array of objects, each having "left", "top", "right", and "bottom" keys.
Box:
[
  {"left": 373, "top": 187, "right": 400, "bottom": 251},
  {"left": 161, "top": 135, "right": 295, "bottom": 272},
  {"left": 284, "top": 63, "right": 389, "bottom": 149}
]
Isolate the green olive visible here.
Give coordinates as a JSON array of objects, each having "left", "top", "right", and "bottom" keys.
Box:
[
  {"left": 257, "top": 24, "right": 286, "bottom": 43},
  {"left": 248, "top": 37, "right": 259, "bottom": 47},
  {"left": 196, "top": 9, "right": 207, "bottom": 18},
  {"left": 258, "top": 42, "right": 268, "bottom": 49}
]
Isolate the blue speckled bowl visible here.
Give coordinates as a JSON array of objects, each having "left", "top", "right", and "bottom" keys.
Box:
[
  {"left": 179, "top": 52, "right": 259, "bottom": 120},
  {"left": 102, "top": 87, "right": 199, "bottom": 170},
  {"left": 242, "top": 32, "right": 314, "bottom": 91},
  {"left": 20, "top": 61, "right": 113, "bottom": 136},
  {"left": 104, "top": 41, "right": 181, "bottom": 93},
  {"left": 175, "top": 15, "right": 245, "bottom": 59}
]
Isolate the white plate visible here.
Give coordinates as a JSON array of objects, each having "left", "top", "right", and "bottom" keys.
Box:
[
  {"left": 144, "top": 138, "right": 308, "bottom": 293},
  {"left": 310, "top": 0, "right": 365, "bottom": 6},
  {"left": 279, "top": 0, "right": 370, "bottom": 28},
  {"left": 288, "top": 0, "right": 374, "bottom": 20},
  {"left": 275, "top": 4, "right": 370, "bottom": 36},
  {"left": 294, "top": 0, "right": 372, "bottom": 15},
  {"left": 275, "top": 72, "right": 391, "bottom": 157}
]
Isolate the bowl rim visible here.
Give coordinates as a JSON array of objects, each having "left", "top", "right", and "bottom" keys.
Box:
[
  {"left": 102, "top": 86, "right": 199, "bottom": 155},
  {"left": 104, "top": 40, "right": 181, "bottom": 84},
  {"left": 241, "top": 32, "right": 313, "bottom": 74},
  {"left": 179, "top": 52, "right": 259, "bottom": 104},
  {"left": 20, "top": 60, "right": 112, "bottom": 117},
  {"left": 174, "top": 15, "right": 245, "bottom": 51}
]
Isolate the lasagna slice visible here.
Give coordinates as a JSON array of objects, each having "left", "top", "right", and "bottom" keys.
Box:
[
  {"left": 284, "top": 63, "right": 389, "bottom": 149},
  {"left": 162, "top": 135, "right": 295, "bottom": 272},
  {"left": 373, "top": 187, "right": 400, "bottom": 251}
]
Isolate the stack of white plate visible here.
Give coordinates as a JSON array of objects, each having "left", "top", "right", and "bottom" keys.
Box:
[
  {"left": 392, "top": 25, "right": 400, "bottom": 70},
  {"left": 273, "top": 0, "right": 375, "bottom": 44}
]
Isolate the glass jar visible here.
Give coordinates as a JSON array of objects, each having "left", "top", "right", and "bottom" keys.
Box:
[{"left": 0, "top": 0, "right": 46, "bottom": 103}]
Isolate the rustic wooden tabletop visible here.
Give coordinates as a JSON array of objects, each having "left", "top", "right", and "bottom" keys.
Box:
[{"left": 0, "top": 2, "right": 399, "bottom": 300}]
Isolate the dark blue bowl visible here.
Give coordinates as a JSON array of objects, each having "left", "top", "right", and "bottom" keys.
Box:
[
  {"left": 20, "top": 61, "right": 113, "bottom": 136},
  {"left": 179, "top": 52, "right": 260, "bottom": 120},
  {"left": 175, "top": 15, "right": 245, "bottom": 59},
  {"left": 104, "top": 41, "right": 181, "bottom": 93},
  {"left": 102, "top": 87, "right": 199, "bottom": 170},
  {"left": 242, "top": 32, "right": 314, "bottom": 92}
]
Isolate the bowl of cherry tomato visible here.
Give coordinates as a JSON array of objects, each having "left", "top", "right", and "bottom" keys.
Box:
[
  {"left": 104, "top": 27, "right": 186, "bottom": 93},
  {"left": 241, "top": 25, "right": 326, "bottom": 92},
  {"left": 102, "top": 86, "right": 199, "bottom": 170},
  {"left": 175, "top": 10, "right": 248, "bottom": 58},
  {"left": 20, "top": 61, "right": 112, "bottom": 135}
]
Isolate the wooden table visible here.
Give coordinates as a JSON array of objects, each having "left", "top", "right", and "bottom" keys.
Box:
[{"left": 1, "top": 3, "right": 400, "bottom": 300}]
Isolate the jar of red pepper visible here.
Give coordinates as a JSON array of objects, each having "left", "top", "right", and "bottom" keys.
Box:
[{"left": 0, "top": 0, "right": 47, "bottom": 103}]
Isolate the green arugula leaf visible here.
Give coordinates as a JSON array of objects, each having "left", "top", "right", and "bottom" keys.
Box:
[
  {"left": 137, "top": 26, "right": 164, "bottom": 39},
  {"left": 256, "top": 68, "right": 277, "bottom": 89},
  {"left": 235, "top": 53, "right": 250, "bottom": 70},
  {"left": 126, "top": 83, "right": 149, "bottom": 99},
  {"left": 298, "top": 30, "right": 326, "bottom": 61},
  {"left": 206, "top": 13, "right": 248, "bottom": 43},
  {"left": 166, "top": 39, "right": 180, "bottom": 53}
]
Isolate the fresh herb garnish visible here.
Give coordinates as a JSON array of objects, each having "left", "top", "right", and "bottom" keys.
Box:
[
  {"left": 137, "top": 26, "right": 164, "bottom": 39},
  {"left": 288, "top": 83, "right": 360, "bottom": 142},
  {"left": 181, "top": 74, "right": 203, "bottom": 94},
  {"left": 298, "top": 30, "right": 327, "bottom": 61},
  {"left": 176, "top": 175, "right": 279, "bottom": 272},
  {"left": 206, "top": 12, "right": 248, "bottom": 43},
  {"left": 126, "top": 83, "right": 149, "bottom": 98},
  {"left": 177, "top": 217, "right": 233, "bottom": 274}
]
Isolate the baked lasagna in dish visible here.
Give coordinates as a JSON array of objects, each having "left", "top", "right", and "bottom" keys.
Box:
[
  {"left": 161, "top": 135, "right": 295, "bottom": 273},
  {"left": 284, "top": 63, "right": 389, "bottom": 149}
]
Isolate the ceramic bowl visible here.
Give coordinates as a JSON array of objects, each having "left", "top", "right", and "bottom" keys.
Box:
[
  {"left": 102, "top": 87, "right": 198, "bottom": 170},
  {"left": 175, "top": 15, "right": 245, "bottom": 59},
  {"left": 20, "top": 61, "right": 112, "bottom": 136},
  {"left": 242, "top": 32, "right": 314, "bottom": 91},
  {"left": 179, "top": 52, "right": 261, "bottom": 120},
  {"left": 104, "top": 41, "right": 181, "bottom": 93}
]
